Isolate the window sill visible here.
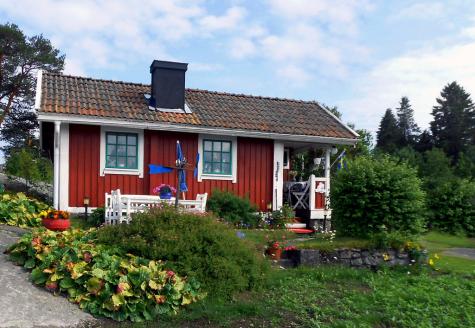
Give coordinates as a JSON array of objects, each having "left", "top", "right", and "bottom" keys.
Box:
[
  {"left": 200, "top": 174, "right": 236, "bottom": 182},
  {"left": 102, "top": 168, "right": 142, "bottom": 177}
]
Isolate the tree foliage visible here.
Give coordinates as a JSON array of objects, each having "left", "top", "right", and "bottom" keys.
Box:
[
  {"left": 5, "top": 148, "right": 53, "bottom": 186},
  {"left": 396, "top": 96, "right": 420, "bottom": 147},
  {"left": 0, "top": 104, "right": 39, "bottom": 156},
  {"left": 430, "top": 82, "right": 475, "bottom": 161},
  {"left": 0, "top": 23, "right": 64, "bottom": 124},
  {"left": 376, "top": 108, "right": 400, "bottom": 153}
]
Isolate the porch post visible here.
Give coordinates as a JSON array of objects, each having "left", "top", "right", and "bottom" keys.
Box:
[
  {"left": 324, "top": 147, "right": 331, "bottom": 204},
  {"left": 53, "top": 121, "right": 61, "bottom": 209},
  {"left": 273, "top": 141, "right": 284, "bottom": 210}
]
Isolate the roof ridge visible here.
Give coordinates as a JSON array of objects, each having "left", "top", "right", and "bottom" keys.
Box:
[{"left": 43, "top": 71, "right": 319, "bottom": 104}]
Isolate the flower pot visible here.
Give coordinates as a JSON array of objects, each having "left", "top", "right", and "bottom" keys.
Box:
[
  {"left": 42, "top": 218, "right": 70, "bottom": 231},
  {"left": 267, "top": 247, "right": 282, "bottom": 260},
  {"left": 160, "top": 192, "right": 172, "bottom": 199}
]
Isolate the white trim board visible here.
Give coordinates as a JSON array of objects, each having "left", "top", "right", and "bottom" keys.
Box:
[
  {"left": 59, "top": 124, "right": 69, "bottom": 210},
  {"left": 38, "top": 113, "right": 359, "bottom": 146},
  {"left": 273, "top": 141, "right": 284, "bottom": 210},
  {"left": 197, "top": 134, "right": 237, "bottom": 183},
  {"left": 34, "top": 70, "right": 43, "bottom": 110},
  {"left": 99, "top": 126, "right": 145, "bottom": 178}
]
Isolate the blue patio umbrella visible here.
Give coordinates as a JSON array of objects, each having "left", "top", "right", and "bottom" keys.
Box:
[{"left": 176, "top": 141, "right": 188, "bottom": 193}]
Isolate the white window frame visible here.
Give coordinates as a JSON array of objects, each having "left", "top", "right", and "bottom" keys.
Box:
[
  {"left": 100, "top": 126, "right": 144, "bottom": 178},
  {"left": 198, "top": 134, "right": 237, "bottom": 183}
]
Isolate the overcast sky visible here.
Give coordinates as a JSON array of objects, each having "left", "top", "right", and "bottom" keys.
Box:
[{"left": 2, "top": 0, "right": 475, "bottom": 134}]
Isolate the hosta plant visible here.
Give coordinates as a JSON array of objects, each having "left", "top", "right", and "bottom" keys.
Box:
[
  {"left": 0, "top": 192, "right": 50, "bottom": 227},
  {"left": 7, "top": 228, "right": 204, "bottom": 322}
]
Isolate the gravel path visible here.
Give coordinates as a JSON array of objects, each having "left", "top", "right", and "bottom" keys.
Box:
[
  {"left": 0, "top": 226, "right": 97, "bottom": 328},
  {"left": 443, "top": 248, "right": 475, "bottom": 260}
]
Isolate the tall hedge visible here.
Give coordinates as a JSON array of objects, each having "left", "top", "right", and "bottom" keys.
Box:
[{"left": 331, "top": 156, "right": 426, "bottom": 238}]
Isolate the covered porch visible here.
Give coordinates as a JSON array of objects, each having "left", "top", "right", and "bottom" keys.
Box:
[{"left": 273, "top": 141, "right": 340, "bottom": 230}]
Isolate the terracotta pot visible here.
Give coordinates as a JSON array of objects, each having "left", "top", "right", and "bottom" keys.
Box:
[
  {"left": 267, "top": 247, "right": 282, "bottom": 260},
  {"left": 42, "top": 218, "right": 70, "bottom": 231}
]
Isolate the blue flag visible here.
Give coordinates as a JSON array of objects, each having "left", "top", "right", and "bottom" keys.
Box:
[{"left": 149, "top": 164, "right": 173, "bottom": 174}]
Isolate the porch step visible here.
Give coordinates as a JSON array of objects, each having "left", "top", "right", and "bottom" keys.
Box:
[
  {"left": 289, "top": 228, "right": 314, "bottom": 234},
  {"left": 285, "top": 223, "right": 307, "bottom": 229}
]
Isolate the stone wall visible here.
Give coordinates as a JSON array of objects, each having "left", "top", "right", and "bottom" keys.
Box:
[{"left": 281, "top": 248, "right": 416, "bottom": 268}]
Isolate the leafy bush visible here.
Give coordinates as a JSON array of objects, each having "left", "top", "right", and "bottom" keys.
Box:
[
  {"left": 206, "top": 189, "right": 260, "bottom": 227},
  {"left": 7, "top": 228, "right": 203, "bottom": 322},
  {"left": 87, "top": 206, "right": 105, "bottom": 227},
  {"left": 426, "top": 179, "right": 475, "bottom": 235},
  {"left": 331, "top": 156, "right": 426, "bottom": 238},
  {"left": 96, "top": 206, "right": 268, "bottom": 298},
  {"left": 0, "top": 192, "right": 50, "bottom": 227},
  {"left": 5, "top": 148, "right": 53, "bottom": 185},
  {"left": 271, "top": 204, "right": 295, "bottom": 228}
]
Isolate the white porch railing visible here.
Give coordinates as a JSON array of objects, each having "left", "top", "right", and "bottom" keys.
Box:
[
  {"left": 105, "top": 189, "right": 208, "bottom": 224},
  {"left": 286, "top": 175, "right": 331, "bottom": 220}
]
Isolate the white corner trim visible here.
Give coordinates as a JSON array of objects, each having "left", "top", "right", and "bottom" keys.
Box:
[
  {"left": 34, "top": 70, "right": 43, "bottom": 110},
  {"left": 273, "top": 141, "right": 284, "bottom": 210},
  {"left": 197, "top": 134, "right": 237, "bottom": 183},
  {"left": 318, "top": 102, "right": 360, "bottom": 138},
  {"left": 53, "top": 121, "right": 60, "bottom": 209},
  {"left": 37, "top": 113, "right": 359, "bottom": 145},
  {"left": 99, "top": 126, "right": 144, "bottom": 178},
  {"left": 59, "top": 124, "right": 69, "bottom": 210}
]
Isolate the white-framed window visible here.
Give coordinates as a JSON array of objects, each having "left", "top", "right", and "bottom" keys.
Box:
[
  {"left": 283, "top": 148, "right": 290, "bottom": 169},
  {"left": 100, "top": 126, "right": 144, "bottom": 177},
  {"left": 197, "top": 134, "right": 237, "bottom": 183}
]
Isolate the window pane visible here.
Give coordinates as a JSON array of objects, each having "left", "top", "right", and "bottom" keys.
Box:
[
  {"left": 222, "top": 163, "right": 231, "bottom": 174},
  {"left": 117, "top": 157, "right": 126, "bottom": 168},
  {"left": 127, "top": 157, "right": 137, "bottom": 169},
  {"left": 222, "top": 142, "right": 231, "bottom": 152},
  {"left": 107, "top": 134, "right": 116, "bottom": 144},
  {"left": 127, "top": 135, "right": 137, "bottom": 145},
  {"left": 212, "top": 163, "right": 221, "bottom": 173},
  {"left": 106, "top": 156, "right": 116, "bottom": 167},
  {"left": 204, "top": 151, "right": 212, "bottom": 162},
  {"left": 127, "top": 146, "right": 136, "bottom": 156},
  {"left": 204, "top": 141, "right": 213, "bottom": 151},
  {"left": 107, "top": 145, "right": 116, "bottom": 156},
  {"left": 117, "top": 135, "right": 127, "bottom": 144},
  {"left": 222, "top": 153, "right": 231, "bottom": 163},
  {"left": 204, "top": 162, "right": 212, "bottom": 173},
  {"left": 213, "top": 141, "right": 221, "bottom": 151},
  {"left": 212, "top": 152, "right": 221, "bottom": 162},
  {"left": 117, "top": 145, "right": 127, "bottom": 156}
]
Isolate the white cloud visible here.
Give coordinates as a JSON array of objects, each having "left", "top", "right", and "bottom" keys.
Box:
[
  {"left": 199, "top": 6, "right": 246, "bottom": 32},
  {"left": 229, "top": 38, "right": 257, "bottom": 59},
  {"left": 340, "top": 37, "right": 475, "bottom": 133},
  {"left": 390, "top": 2, "right": 445, "bottom": 21}
]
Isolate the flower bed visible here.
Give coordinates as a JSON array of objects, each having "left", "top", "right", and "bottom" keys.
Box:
[
  {"left": 0, "top": 192, "right": 50, "bottom": 227},
  {"left": 6, "top": 228, "right": 204, "bottom": 322}
]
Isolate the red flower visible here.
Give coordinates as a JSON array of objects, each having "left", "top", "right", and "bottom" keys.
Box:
[{"left": 166, "top": 270, "right": 175, "bottom": 278}]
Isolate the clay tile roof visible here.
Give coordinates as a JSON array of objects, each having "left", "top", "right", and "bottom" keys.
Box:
[{"left": 39, "top": 72, "right": 357, "bottom": 140}]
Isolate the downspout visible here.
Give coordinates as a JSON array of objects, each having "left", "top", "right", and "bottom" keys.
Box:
[{"left": 54, "top": 121, "right": 61, "bottom": 209}]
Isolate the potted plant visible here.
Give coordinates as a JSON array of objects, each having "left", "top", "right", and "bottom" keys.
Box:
[
  {"left": 41, "top": 210, "right": 70, "bottom": 231},
  {"left": 265, "top": 240, "right": 283, "bottom": 260},
  {"left": 153, "top": 184, "right": 177, "bottom": 199}
]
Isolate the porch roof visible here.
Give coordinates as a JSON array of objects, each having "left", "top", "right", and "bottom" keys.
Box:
[{"left": 37, "top": 72, "right": 358, "bottom": 142}]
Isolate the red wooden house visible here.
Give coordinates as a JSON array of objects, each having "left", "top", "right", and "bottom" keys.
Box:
[{"left": 36, "top": 60, "right": 358, "bottom": 224}]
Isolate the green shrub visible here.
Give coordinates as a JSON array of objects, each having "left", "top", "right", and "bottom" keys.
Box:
[
  {"left": 426, "top": 179, "right": 475, "bottom": 235},
  {"left": 331, "top": 156, "right": 426, "bottom": 238},
  {"left": 96, "top": 206, "right": 268, "bottom": 298},
  {"left": 0, "top": 192, "right": 50, "bottom": 227},
  {"left": 206, "top": 189, "right": 260, "bottom": 227},
  {"left": 7, "top": 228, "right": 203, "bottom": 322},
  {"left": 271, "top": 204, "right": 295, "bottom": 228},
  {"left": 87, "top": 206, "right": 105, "bottom": 227}
]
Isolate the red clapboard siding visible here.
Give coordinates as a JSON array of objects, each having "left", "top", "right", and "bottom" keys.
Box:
[{"left": 68, "top": 124, "right": 274, "bottom": 210}]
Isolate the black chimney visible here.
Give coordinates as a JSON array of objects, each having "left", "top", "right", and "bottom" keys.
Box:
[{"left": 150, "top": 60, "right": 188, "bottom": 109}]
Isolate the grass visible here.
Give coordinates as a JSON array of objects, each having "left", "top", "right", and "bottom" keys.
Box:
[
  {"left": 70, "top": 215, "right": 96, "bottom": 229},
  {"left": 421, "top": 231, "right": 475, "bottom": 274},
  {"left": 146, "top": 266, "right": 475, "bottom": 328}
]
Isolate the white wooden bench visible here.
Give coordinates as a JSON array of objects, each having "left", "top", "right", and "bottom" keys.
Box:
[{"left": 105, "top": 189, "right": 208, "bottom": 224}]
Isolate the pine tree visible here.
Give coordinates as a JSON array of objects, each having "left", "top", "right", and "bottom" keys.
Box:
[
  {"left": 396, "top": 96, "right": 420, "bottom": 146},
  {"left": 414, "top": 129, "right": 433, "bottom": 153},
  {"left": 430, "top": 81, "right": 475, "bottom": 161},
  {"left": 376, "top": 108, "right": 400, "bottom": 153},
  {"left": 0, "top": 104, "right": 39, "bottom": 157}
]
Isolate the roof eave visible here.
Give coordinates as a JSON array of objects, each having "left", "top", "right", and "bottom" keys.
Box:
[{"left": 37, "top": 112, "right": 359, "bottom": 145}]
